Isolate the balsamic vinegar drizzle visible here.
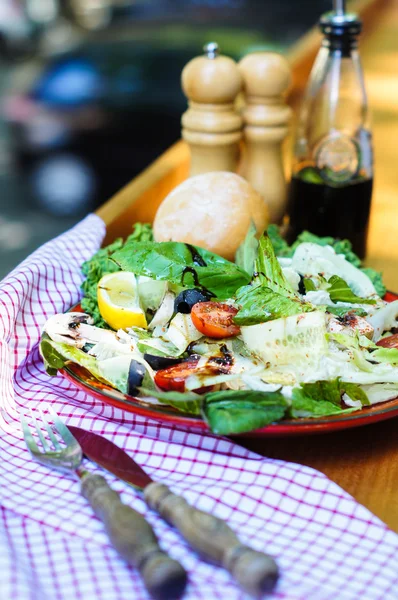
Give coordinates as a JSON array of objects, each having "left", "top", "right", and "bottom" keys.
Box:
[
  {"left": 181, "top": 245, "right": 213, "bottom": 297},
  {"left": 181, "top": 266, "right": 202, "bottom": 288},
  {"left": 210, "top": 344, "right": 234, "bottom": 369},
  {"left": 185, "top": 243, "right": 208, "bottom": 267}
]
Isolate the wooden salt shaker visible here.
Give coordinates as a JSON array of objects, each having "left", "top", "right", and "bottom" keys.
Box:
[
  {"left": 181, "top": 42, "right": 243, "bottom": 176},
  {"left": 239, "top": 52, "right": 292, "bottom": 224}
]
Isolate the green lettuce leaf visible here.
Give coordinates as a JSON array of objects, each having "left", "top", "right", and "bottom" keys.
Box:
[
  {"left": 290, "top": 388, "right": 354, "bottom": 418},
  {"left": 235, "top": 221, "right": 258, "bottom": 276},
  {"left": 326, "top": 306, "right": 368, "bottom": 318},
  {"left": 327, "top": 275, "right": 376, "bottom": 305},
  {"left": 202, "top": 390, "right": 287, "bottom": 435},
  {"left": 128, "top": 325, "right": 182, "bottom": 358},
  {"left": 255, "top": 234, "right": 295, "bottom": 296},
  {"left": 81, "top": 240, "right": 122, "bottom": 327},
  {"left": 327, "top": 332, "right": 376, "bottom": 351},
  {"left": 306, "top": 379, "right": 369, "bottom": 405},
  {"left": 111, "top": 240, "right": 250, "bottom": 300},
  {"left": 40, "top": 335, "right": 68, "bottom": 375},
  {"left": 80, "top": 223, "right": 154, "bottom": 326},
  {"left": 327, "top": 332, "right": 375, "bottom": 372},
  {"left": 303, "top": 278, "right": 316, "bottom": 292},
  {"left": 298, "top": 380, "right": 342, "bottom": 406},
  {"left": 266, "top": 224, "right": 292, "bottom": 258},
  {"left": 332, "top": 239, "right": 361, "bottom": 267},
  {"left": 139, "top": 387, "right": 202, "bottom": 415},
  {"left": 371, "top": 347, "right": 398, "bottom": 366},
  {"left": 141, "top": 387, "right": 288, "bottom": 433},
  {"left": 299, "top": 379, "right": 369, "bottom": 406},
  {"left": 290, "top": 379, "right": 369, "bottom": 418},
  {"left": 234, "top": 284, "right": 313, "bottom": 326},
  {"left": 137, "top": 337, "right": 182, "bottom": 358},
  {"left": 342, "top": 382, "right": 370, "bottom": 405},
  {"left": 361, "top": 268, "right": 387, "bottom": 297},
  {"left": 234, "top": 233, "right": 315, "bottom": 325},
  {"left": 40, "top": 336, "right": 135, "bottom": 393},
  {"left": 40, "top": 335, "right": 100, "bottom": 376}
]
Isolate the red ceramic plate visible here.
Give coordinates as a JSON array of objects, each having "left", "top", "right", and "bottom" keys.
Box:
[{"left": 61, "top": 293, "right": 398, "bottom": 437}]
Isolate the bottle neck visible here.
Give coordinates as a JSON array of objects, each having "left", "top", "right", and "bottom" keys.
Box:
[
  {"left": 319, "top": 10, "right": 361, "bottom": 58},
  {"left": 322, "top": 35, "right": 358, "bottom": 57}
]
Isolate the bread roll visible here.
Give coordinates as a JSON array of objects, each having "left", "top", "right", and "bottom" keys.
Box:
[{"left": 153, "top": 172, "right": 269, "bottom": 261}]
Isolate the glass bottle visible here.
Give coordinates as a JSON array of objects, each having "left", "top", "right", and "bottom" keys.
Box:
[{"left": 286, "top": 1, "right": 373, "bottom": 258}]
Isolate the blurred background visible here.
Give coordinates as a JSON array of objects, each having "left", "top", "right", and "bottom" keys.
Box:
[{"left": 0, "top": 0, "right": 331, "bottom": 278}]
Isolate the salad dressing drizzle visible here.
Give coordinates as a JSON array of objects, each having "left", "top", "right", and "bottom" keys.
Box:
[
  {"left": 211, "top": 344, "right": 234, "bottom": 368},
  {"left": 185, "top": 244, "right": 208, "bottom": 267},
  {"left": 181, "top": 265, "right": 213, "bottom": 299}
]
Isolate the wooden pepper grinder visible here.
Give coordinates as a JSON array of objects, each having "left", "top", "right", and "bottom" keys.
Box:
[
  {"left": 181, "top": 42, "right": 243, "bottom": 176},
  {"left": 239, "top": 52, "right": 292, "bottom": 224}
]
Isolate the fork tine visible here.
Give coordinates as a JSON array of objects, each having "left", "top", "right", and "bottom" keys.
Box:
[
  {"left": 20, "top": 415, "right": 41, "bottom": 454},
  {"left": 48, "top": 406, "right": 79, "bottom": 447},
  {"left": 21, "top": 408, "right": 82, "bottom": 472},
  {"left": 39, "top": 407, "right": 62, "bottom": 451},
  {"left": 29, "top": 408, "right": 50, "bottom": 452}
]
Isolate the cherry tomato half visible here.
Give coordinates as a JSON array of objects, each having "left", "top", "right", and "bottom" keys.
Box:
[
  {"left": 191, "top": 302, "right": 240, "bottom": 339},
  {"left": 154, "top": 356, "right": 231, "bottom": 392},
  {"left": 154, "top": 358, "right": 201, "bottom": 392},
  {"left": 376, "top": 333, "right": 398, "bottom": 348}
]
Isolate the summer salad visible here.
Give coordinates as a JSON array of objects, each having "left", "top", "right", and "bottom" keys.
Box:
[{"left": 40, "top": 223, "right": 398, "bottom": 435}]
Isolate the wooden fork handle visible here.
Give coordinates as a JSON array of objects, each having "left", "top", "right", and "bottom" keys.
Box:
[
  {"left": 80, "top": 473, "right": 187, "bottom": 600},
  {"left": 145, "top": 481, "right": 279, "bottom": 597}
]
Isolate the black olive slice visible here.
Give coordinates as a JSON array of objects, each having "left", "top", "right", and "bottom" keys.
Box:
[
  {"left": 298, "top": 275, "right": 306, "bottom": 295},
  {"left": 174, "top": 288, "right": 212, "bottom": 314},
  {"left": 143, "top": 354, "right": 183, "bottom": 370},
  {"left": 128, "top": 359, "right": 146, "bottom": 395}
]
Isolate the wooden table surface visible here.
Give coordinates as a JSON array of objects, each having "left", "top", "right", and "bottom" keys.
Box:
[
  {"left": 243, "top": 0, "right": 398, "bottom": 532},
  {"left": 97, "top": 0, "right": 398, "bottom": 532}
]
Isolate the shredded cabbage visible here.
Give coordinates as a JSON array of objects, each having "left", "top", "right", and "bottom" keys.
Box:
[
  {"left": 366, "top": 300, "right": 398, "bottom": 341},
  {"left": 292, "top": 243, "right": 377, "bottom": 298}
]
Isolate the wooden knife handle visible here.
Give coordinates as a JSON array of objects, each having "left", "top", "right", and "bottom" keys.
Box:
[
  {"left": 144, "top": 481, "right": 279, "bottom": 597},
  {"left": 80, "top": 473, "right": 187, "bottom": 600}
]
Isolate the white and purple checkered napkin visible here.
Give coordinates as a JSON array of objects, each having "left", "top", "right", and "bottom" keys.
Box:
[{"left": 1, "top": 214, "right": 397, "bottom": 600}]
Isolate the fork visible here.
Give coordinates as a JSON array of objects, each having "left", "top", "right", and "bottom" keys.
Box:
[{"left": 21, "top": 408, "right": 187, "bottom": 600}]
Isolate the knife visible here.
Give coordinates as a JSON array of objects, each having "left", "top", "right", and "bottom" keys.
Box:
[{"left": 69, "top": 426, "right": 279, "bottom": 597}]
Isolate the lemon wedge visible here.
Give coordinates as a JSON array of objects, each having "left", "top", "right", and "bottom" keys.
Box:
[{"left": 97, "top": 272, "right": 147, "bottom": 330}]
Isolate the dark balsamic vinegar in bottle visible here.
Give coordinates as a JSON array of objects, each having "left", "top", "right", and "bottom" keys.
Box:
[{"left": 287, "top": 0, "right": 373, "bottom": 258}]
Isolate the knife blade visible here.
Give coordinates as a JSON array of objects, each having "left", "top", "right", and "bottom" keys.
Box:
[
  {"left": 69, "top": 426, "right": 152, "bottom": 490},
  {"left": 69, "top": 425, "right": 279, "bottom": 597}
]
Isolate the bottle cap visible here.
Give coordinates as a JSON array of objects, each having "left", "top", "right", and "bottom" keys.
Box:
[
  {"left": 320, "top": 11, "right": 362, "bottom": 37},
  {"left": 321, "top": 0, "right": 361, "bottom": 36}
]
